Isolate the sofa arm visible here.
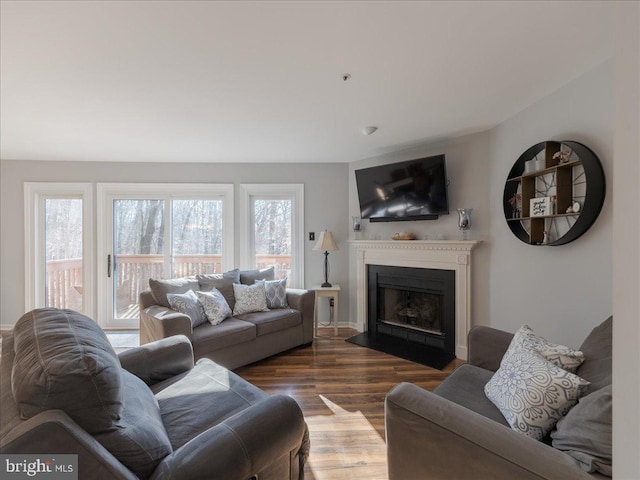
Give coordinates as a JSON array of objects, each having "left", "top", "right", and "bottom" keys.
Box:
[
  {"left": 140, "top": 305, "right": 193, "bottom": 344},
  {"left": 118, "top": 335, "right": 194, "bottom": 385},
  {"left": 0, "top": 410, "right": 137, "bottom": 480},
  {"left": 150, "top": 395, "right": 306, "bottom": 480},
  {"left": 467, "top": 325, "right": 514, "bottom": 371},
  {"left": 385, "top": 382, "right": 593, "bottom": 480},
  {"left": 287, "top": 288, "right": 315, "bottom": 343}
]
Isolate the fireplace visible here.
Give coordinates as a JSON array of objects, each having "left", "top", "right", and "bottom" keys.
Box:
[{"left": 367, "top": 265, "right": 455, "bottom": 360}]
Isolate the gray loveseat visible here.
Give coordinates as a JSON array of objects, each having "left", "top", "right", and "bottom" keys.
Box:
[
  {"left": 1, "top": 308, "right": 309, "bottom": 480},
  {"left": 385, "top": 317, "right": 612, "bottom": 480},
  {"left": 139, "top": 268, "right": 314, "bottom": 369}
]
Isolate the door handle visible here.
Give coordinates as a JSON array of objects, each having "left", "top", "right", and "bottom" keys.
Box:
[{"left": 107, "top": 254, "right": 112, "bottom": 278}]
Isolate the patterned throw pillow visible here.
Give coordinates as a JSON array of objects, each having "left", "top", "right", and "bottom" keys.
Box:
[
  {"left": 506, "top": 325, "right": 584, "bottom": 373},
  {"left": 484, "top": 348, "right": 590, "bottom": 440},
  {"left": 256, "top": 278, "right": 289, "bottom": 309},
  {"left": 232, "top": 282, "right": 269, "bottom": 315},
  {"left": 166, "top": 290, "right": 208, "bottom": 328},
  {"left": 196, "top": 289, "right": 232, "bottom": 325}
]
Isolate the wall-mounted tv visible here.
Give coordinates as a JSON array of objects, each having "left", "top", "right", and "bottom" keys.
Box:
[{"left": 355, "top": 154, "right": 449, "bottom": 222}]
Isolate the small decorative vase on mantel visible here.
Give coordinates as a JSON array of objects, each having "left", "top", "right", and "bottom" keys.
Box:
[{"left": 456, "top": 208, "right": 473, "bottom": 240}]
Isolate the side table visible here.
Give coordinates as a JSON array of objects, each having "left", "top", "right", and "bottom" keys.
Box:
[{"left": 311, "top": 285, "right": 341, "bottom": 337}]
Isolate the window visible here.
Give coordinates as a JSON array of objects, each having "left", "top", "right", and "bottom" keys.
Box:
[
  {"left": 97, "top": 184, "right": 233, "bottom": 328},
  {"left": 239, "top": 184, "right": 304, "bottom": 288},
  {"left": 24, "top": 183, "right": 93, "bottom": 315}
]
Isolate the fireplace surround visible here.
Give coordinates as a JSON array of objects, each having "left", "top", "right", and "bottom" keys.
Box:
[{"left": 349, "top": 240, "right": 480, "bottom": 364}]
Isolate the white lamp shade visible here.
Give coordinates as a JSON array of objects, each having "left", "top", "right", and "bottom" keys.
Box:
[{"left": 313, "top": 231, "right": 338, "bottom": 252}]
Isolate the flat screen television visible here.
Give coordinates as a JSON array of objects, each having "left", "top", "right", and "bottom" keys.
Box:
[{"left": 355, "top": 154, "right": 449, "bottom": 222}]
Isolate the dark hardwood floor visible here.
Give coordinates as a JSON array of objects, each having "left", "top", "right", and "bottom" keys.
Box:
[{"left": 235, "top": 328, "right": 463, "bottom": 480}]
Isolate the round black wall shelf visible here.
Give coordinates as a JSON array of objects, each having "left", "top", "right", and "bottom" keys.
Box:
[{"left": 503, "top": 141, "right": 605, "bottom": 246}]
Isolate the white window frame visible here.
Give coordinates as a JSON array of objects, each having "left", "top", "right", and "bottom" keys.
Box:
[
  {"left": 97, "top": 183, "right": 234, "bottom": 328},
  {"left": 24, "top": 182, "right": 94, "bottom": 316},
  {"left": 239, "top": 184, "right": 304, "bottom": 288}
]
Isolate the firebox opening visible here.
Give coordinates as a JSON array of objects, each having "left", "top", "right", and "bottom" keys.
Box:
[{"left": 380, "top": 287, "right": 444, "bottom": 336}]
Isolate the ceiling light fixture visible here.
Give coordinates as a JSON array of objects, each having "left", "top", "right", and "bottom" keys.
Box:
[{"left": 362, "top": 126, "right": 378, "bottom": 136}]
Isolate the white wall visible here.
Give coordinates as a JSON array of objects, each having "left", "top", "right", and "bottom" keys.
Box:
[
  {"left": 612, "top": 2, "right": 640, "bottom": 477},
  {"left": 0, "top": 161, "right": 349, "bottom": 328},
  {"left": 347, "top": 131, "right": 492, "bottom": 329},
  {"left": 488, "top": 60, "right": 613, "bottom": 349}
]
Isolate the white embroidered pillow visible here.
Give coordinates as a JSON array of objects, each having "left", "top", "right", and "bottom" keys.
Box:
[
  {"left": 232, "top": 282, "right": 269, "bottom": 315},
  {"left": 485, "top": 348, "right": 590, "bottom": 440},
  {"left": 507, "top": 325, "right": 584, "bottom": 373},
  {"left": 196, "top": 289, "right": 232, "bottom": 325}
]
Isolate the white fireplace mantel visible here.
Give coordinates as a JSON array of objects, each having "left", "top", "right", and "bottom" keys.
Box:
[{"left": 350, "top": 240, "right": 481, "bottom": 360}]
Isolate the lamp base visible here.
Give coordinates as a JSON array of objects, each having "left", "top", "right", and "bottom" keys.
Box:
[{"left": 321, "top": 282, "right": 332, "bottom": 288}]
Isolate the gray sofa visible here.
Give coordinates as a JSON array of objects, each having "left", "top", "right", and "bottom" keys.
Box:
[
  {"left": 385, "top": 317, "right": 612, "bottom": 480},
  {"left": 139, "top": 268, "right": 315, "bottom": 369},
  {"left": 1, "top": 308, "right": 309, "bottom": 480}
]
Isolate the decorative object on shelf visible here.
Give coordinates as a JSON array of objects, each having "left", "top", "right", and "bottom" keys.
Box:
[
  {"left": 530, "top": 196, "right": 552, "bottom": 217},
  {"left": 508, "top": 193, "right": 521, "bottom": 218},
  {"left": 313, "top": 230, "right": 339, "bottom": 287},
  {"left": 456, "top": 208, "right": 473, "bottom": 240},
  {"left": 352, "top": 216, "right": 362, "bottom": 232},
  {"left": 392, "top": 232, "right": 416, "bottom": 241},
  {"left": 503, "top": 140, "right": 605, "bottom": 246}
]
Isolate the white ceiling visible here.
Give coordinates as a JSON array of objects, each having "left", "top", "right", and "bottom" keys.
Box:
[{"left": 0, "top": 1, "right": 614, "bottom": 163}]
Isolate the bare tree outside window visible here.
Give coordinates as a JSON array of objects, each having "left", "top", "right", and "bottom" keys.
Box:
[{"left": 253, "top": 199, "right": 292, "bottom": 279}]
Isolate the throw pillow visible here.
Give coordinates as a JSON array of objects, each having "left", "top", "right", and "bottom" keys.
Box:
[
  {"left": 149, "top": 277, "right": 199, "bottom": 308},
  {"left": 197, "top": 269, "right": 240, "bottom": 310},
  {"left": 196, "top": 289, "right": 232, "bottom": 325},
  {"left": 233, "top": 282, "right": 269, "bottom": 315},
  {"left": 484, "top": 348, "right": 590, "bottom": 440},
  {"left": 166, "top": 290, "right": 208, "bottom": 328},
  {"left": 551, "top": 385, "right": 612, "bottom": 476},
  {"left": 506, "top": 325, "right": 584, "bottom": 373},
  {"left": 240, "top": 266, "right": 275, "bottom": 285},
  {"left": 256, "top": 278, "right": 289, "bottom": 309}
]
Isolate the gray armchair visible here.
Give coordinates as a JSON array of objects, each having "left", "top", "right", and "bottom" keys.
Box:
[
  {"left": 385, "top": 318, "right": 612, "bottom": 480},
  {"left": 1, "top": 308, "right": 309, "bottom": 480}
]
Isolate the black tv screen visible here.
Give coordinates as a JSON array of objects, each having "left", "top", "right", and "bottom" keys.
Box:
[{"left": 355, "top": 154, "right": 449, "bottom": 221}]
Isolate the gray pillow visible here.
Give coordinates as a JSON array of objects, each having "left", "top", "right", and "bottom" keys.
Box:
[
  {"left": 257, "top": 278, "right": 289, "bottom": 309},
  {"left": 167, "top": 290, "right": 208, "bottom": 328},
  {"left": 551, "top": 385, "right": 612, "bottom": 476},
  {"left": 484, "top": 348, "right": 590, "bottom": 440},
  {"left": 577, "top": 316, "right": 612, "bottom": 394},
  {"left": 197, "top": 269, "right": 240, "bottom": 310},
  {"left": 95, "top": 370, "right": 173, "bottom": 479},
  {"left": 232, "top": 282, "right": 269, "bottom": 315},
  {"left": 149, "top": 277, "right": 199, "bottom": 308},
  {"left": 11, "top": 308, "right": 122, "bottom": 433},
  {"left": 240, "top": 266, "right": 275, "bottom": 285}
]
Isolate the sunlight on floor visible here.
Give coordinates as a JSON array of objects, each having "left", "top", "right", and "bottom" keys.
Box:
[{"left": 305, "top": 395, "right": 388, "bottom": 480}]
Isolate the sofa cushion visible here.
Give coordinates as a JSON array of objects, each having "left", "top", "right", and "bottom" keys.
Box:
[
  {"left": 235, "top": 308, "right": 302, "bottom": 337},
  {"left": 167, "top": 289, "right": 208, "bottom": 327},
  {"left": 11, "top": 309, "right": 122, "bottom": 434},
  {"left": 149, "top": 277, "right": 199, "bottom": 308},
  {"left": 551, "top": 384, "right": 612, "bottom": 476},
  {"left": 94, "top": 370, "right": 173, "bottom": 479},
  {"left": 197, "top": 269, "right": 240, "bottom": 310},
  {"left": 196, "top": 289, "right": 232, "bottom": 325},
  {"left": 260, "top": 278, "right": 289, "bottom": 309},
  {"left": 484, "top": 349, "right": 590, "bottom": 440},
  {"left": 434, "top": 364, "right": 509, "bottom": 427},
  {"left": 240, "top": 266, "right": 275, "bottom": 285},
  {"left": 577, "top": 316, "right": 612, "bottom": 394},
  {"left": 191, "top": 318, "right": 256, "bottom": 355},
  {"left": 153, "top": 358, "right": 268, "bottom": 449},
  {"left": 233, "top": 282, "right": 270, "bottom": 315},
  {"left": 507, "top": 325, "right": 584, "bottom": 373}
]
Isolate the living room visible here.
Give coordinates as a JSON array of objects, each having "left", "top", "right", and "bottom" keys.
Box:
[{"left": 1, "top": 1, "right": 638, "bottom": 479}]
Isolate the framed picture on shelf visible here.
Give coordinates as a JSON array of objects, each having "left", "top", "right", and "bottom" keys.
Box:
[{"left": 530, "top": 196, "right": 551, "bottom": 217}]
